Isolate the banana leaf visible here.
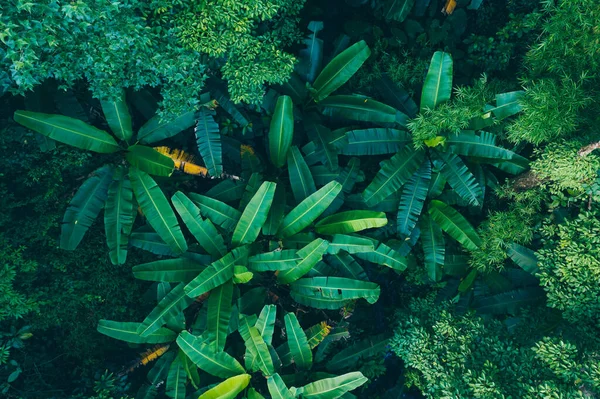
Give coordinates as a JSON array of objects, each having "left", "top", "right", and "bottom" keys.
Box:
[
  {"left": 269, "top": 96, "right": 294, "bottom": 168},
  {"left": 100, "top": 89, "right": 133, "bottom": 141}
]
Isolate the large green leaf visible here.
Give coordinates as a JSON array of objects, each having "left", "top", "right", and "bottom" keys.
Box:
[
  {"left": 97, "top": 320, "right": 176, "bottom": 344},
  {"left": 207, "top": 280, "right": 233, "bottom": 352},
  {"left": 300, "top": 372, "right": 368, "bottom": 399},
  {"left": 138, "top": 110, "right": 196, "bottom": 144},
  {"left": 176, "top": 331, "right": 246, "bottom": 378},
  {"left": 320, "top": 95, "right": 408, "bottom": 126},
  {"left": 290, "top": 277, "right": 380, "bottom": 309},
  {"left": 248, "top": 250, "right": 300, "bottom": 272},
  {"left": 446, "top": 131, "right": 515, "bottom": 161},
  {"left": 262, "top": 184, "right": 287, "bottom": 236},
  {"left": 326, "top": 235, "right": 375, "bottom": 255},
  {"left": 326, "top": 252, "right": 367, "bottom": 280},
  {"left": 130, "top": 168, "right": 187, "bottom": 253},
  {"left": 205, "top": 180, "right": 246, "bottom": 203},
  {"left": 129, "top": 231, "right": 178, "bottom": 256},
  {"left": 198, "top": 374, "right": 251, "bottom": 399},
  {"left": 297, "top": 21, "right": 324, "bottom": 83},
  {"left": 172, "top": 191, "right": 227, "bottom": 258},
  {"left": 420, "top": 214, "right": 445, "bottom": 282},
  {"left": 126, "top": 145, "right": 175, "bottom": 177},
  {"left": 243, "top": 326, "right": 274, "bottom": 375},
  {"left": 355, "top": 242, "right": 407, "bottom": 271},
  {"left": 305, "top": 124, "right": 339, "bottom": 171},
  {"left": 189, "top": 193, "right": 242, "bottom": 233},
  {"left": 327, "top": 335, "right": 389, "bottom": 371},
  {"left": 14, "top": 110, "right": 120, "bottom": 153},
  {"left": 336, "top": 128, "right": 411, "bottom": 156},
  {"left": 486, "top": 91, "right": 524, "bottom": 120},
  {"left": 312, "top": 41, "right": 371, "bottom": 102},
  {"left": 195, "top": 108, "right": 223, "bottom": 177},
  {"left": 269, "top": 96, "right": 294, "bottom": 168},
  {"left": 336, "top": 158, "right": 363, "bottom": 194},
  {"left": 315, "top": 211, "right": 387, "bottom": 235},
  {"left": 362, "top": 147, "right": 425, "bottom": 207},
  {"left": 104, "top": 167, "right": 135, "bottom": 265},
  {"left": 284, "top": 313, "right": 312, "bottom": 370},
  {"left": 420, "top": 51, "right": 453, "bottom": 111},
  {"left": 278, "top": 181, "right": 343, "bottom": 238},
  {"left": 278, "top": 239, "right": 329, "bottom": 284},
  {"left": 166, "top": 355, "right": 186, "bottom": 399},
  {"left": 288, "top": 146, "right": 317, "bottom": 203},
  {"left": 256, "top": 305, "right": 277, "bottom": 345},
  {"left": 100, "top": 89, "right": 133, "bottom": 142},
  {"left": 133, "top": 258, "right": 206, "bottom": 282},
  {"left": 397, "top": 161, "right": 431, "bottom": 238},
  {"left": 277, "top": 322, "right": 332, "bottom": 366},
  {"left": 61, "top": 165, "right": 114, "bottom": 250},
  {"left": 432, "top": 151, "right": 483, "bottom": 207},
  {"left": 267, "top": 373, "right": 295, "bottom": 399},
  {"left": 381, "top": 0, "right": 415, "bottom": 22},
  {"left": 185, "top": 247, "right": 247, "bottom": 297},
  {"left": 473, "top": 287, "right": 545, "bottom": 315},
  {"left": 137, "top": 283, "right": 194, "bottom": 337},
  {"left": 247, "top": 388, "right": 266, "bottom": 399},
  {"left": 507, "top": 243, "right": 539, "bottom": 274},
  {"left": 428, "top": 200, "right": 481, "bottom": 250},
  {"left": 232, "top": 182, "right": 276, "bottom": 246}
]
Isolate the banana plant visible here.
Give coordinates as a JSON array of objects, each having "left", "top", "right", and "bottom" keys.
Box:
[{"left": 13, "top": 91, "right": 205, "bottom": 264}]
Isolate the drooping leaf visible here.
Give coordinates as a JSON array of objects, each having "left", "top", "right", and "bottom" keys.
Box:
[
  {"left": 61, "top": 165, "right": 114, "bottom": 250},
  {"left": 473, "top": 287, "right": 545, "bottom": 315},
  {"left": 166, "top": 355, "right": 186, "bottom": 399},
  {"left": 232, "top": 182, "right": 276, "bottom": 246},
  {"left": 288, "top": 146, "right": 317, "bottom": 203},
  {"left": 315, "top": 210, "right": 388, "bottom": 235},
  {"left": 320, "top": 95, "right": 408, "bottom": 126},
  {"left": 278, "top": 181, "right": 343, "bottom": 238},
  {"left": 355, "top": 243, "right": 407, "bottom": 271},
  {"left": 278, "top": 239, "right": 329, "bottom": 284},
  {"left": 189, "top": 193, "right": 242, "bottom": 233},
  {"left": 130, "top": 231, "right": 178, "bottom": 256},
  {"left": 420, "top": 51, "right": 453, "bottom": 111},
  {"left": 362, "top": 147, "right": 425, "bottom": 207},
  {"left": 432, "top": 151, "right": 483, "bottom": 206},
  {"left": 195, "top": 108, "right": 223, "bottom": 177},
  {"left": 126, "top": 145, "right": 175, "bottom": 177},
  {"left": 97, "top": 320, "right": 176, "bottom": 344},
  {"left": 248, "top": 250, "right": 300, "bottom": 272},
  {"left": 327, "top": 335, "right": 389, "bottom": 371},
  {"left": 336, "top": 158, "right": 363, "bottom": 194},
  {"left": 176, "top": 331, "right": 246, "bottom": 378},
  {"left": 198, "top": 374, "right": 251, "bottom": 399},
  {"left": 130, "top": 168, "right": 188, "bottom": 253},
  {"left": 267, "top": 373, "right": 295, "bottom": 399},
  {"left": 185, "top": 247, "right": 247, "bottom": 297},
  {"left": 336, "top": 128, "right": 411, "bottom": 156},
  {"left": 428, "top": 200, "right": 481, "bottom": 250},
  {"left": 397, "top": 161, "right": 431, "bottom": 237},
  {"left": 269, "top": 96, "right": 294, "bottom": 168},
  {"left": 133, "top": 258, "right": 206, "bottom": 282},
  {"left": 14, "top": 110, "right": 120, "bottom": 153},
  {"left": 290, "top": 277, "right": 380, "bottom": 309},
  {"left": 138, "top": 110, "right": 196, "bottom": 144},
  {"left": 100, "top": 89, "right": 133, "bottom": 142},
  {"left": 373, "top": 74, "right": 419, "bottom": 117},
  {"left": 507, "top": 243, "right": 539, "bottom": 274},
  {"left": 301, "top": 371, "right": 368, "bottom": 399},
  {"left": 284, "top": 313, "right": 313, "bottom": 370},
  {"left": 312, "top": 41, "right": 371, "bottom": 102},
  {"left": 306, "top": 124, "right": 339, "bottom": 171},
  {"left": 420, "top": 214, "right": 445, "bottom": 282},
  {"left": 104, "top": 167, "right": 135, "bottom": 265},
  {"left": 207, "top": 280, "right": 233, "bottom": 351},
  {"left": 138, "top": 283, "right": 194, "bottom": 337}
]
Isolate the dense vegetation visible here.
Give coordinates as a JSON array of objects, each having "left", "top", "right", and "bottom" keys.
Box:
[{"left": 2, "top": 0, "right": 600, "bottom": 398}]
